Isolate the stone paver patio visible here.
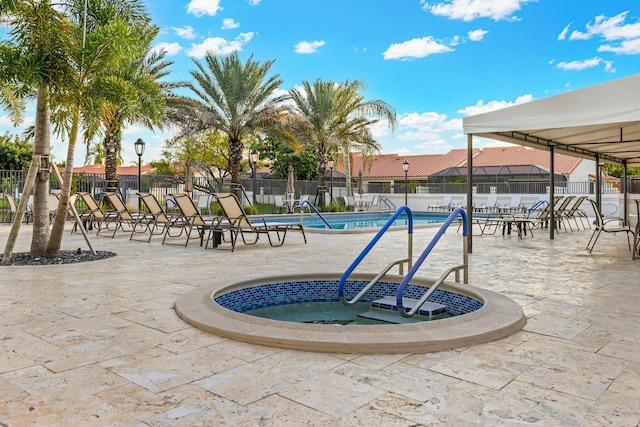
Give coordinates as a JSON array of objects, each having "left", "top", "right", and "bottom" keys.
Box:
[{"left": 1, "top": 220, "right": 639, "bottom": 426}]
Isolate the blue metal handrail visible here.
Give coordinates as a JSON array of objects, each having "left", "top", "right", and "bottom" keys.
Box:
[
  {"left": 338, "top": 206, "right": 413, "bottom": 305},
  {"left": 528, "top": 200, "right": 548, "bottom": 213},
  {"left": 380, "top": 198, "right": 396, "bottom": 211},
  {"left": 395, "top": 207, "right": 469, "bottom": 317},
  {"left": 299, "top": 200, "right": 333, "bottom": 229}
]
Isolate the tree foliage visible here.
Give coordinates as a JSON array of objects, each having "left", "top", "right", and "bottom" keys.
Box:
[
  {"left": 257, "top": 136, "right": 316, "bottom": 180},
  {"left": 0, "top": 133, "right": 32, "bottom": 170}
]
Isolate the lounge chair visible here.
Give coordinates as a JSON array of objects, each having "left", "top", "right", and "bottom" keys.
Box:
[
  {"left": 586, "top": 198, "right": 633, "bottom": 254},
  {"left": 213, "top": 192, "right": 306, "bottom": 252},
  {"left": 552, "top": 196, "right": 575, "bottom": 232},
  {"left": 479, "top": 194, "right": 499, "bottom": 212},
  {"left": 428, "top": 194, "right": 453, "bottom": 211},
  {"left": 162, "top": 193, "right": 220, "bottom": 247},
  {"left": 75, "top": 192, "right": 113, "bottom": 233},
  {"left": 504, "top": 195, "right": 523, "bottom": 213},
  {"left": 131, "top": 192, "right": 175, "bottom": 242},
  {"left": 100, "top": 192, "right": 142, "bottom": 238},
  {"left": 560, "top": 196, "right": 590, "bottom": 231}
]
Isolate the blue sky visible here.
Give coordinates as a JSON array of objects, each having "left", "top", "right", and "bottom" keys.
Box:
[{"left": 3, "top": 0, "right": 640, "bottom": 166}]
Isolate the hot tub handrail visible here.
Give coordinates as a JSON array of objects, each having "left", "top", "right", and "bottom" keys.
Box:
[
  {"left": 380, "top": 198, "right": 396, "bottom": 211},
  {"left": 299, "top": 200, "right": 333, "bottom": 229},
  {"left": 396, "top": 207, "right": 469, "bottom": 317},
  {"left": 338, "top": 206, "right": 413, "bottom": 305}
]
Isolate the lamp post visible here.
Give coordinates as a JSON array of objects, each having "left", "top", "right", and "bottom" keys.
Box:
[
  {"left": 134, "top": 138, "right": 145, "bottom": 210},
  {"left": 403, "top": 160, "right": 409, "bottom": 206},
  {"left": 328, "top": 156, "right": 334, "bottom": 203},
  {"left": 250, "top": 148, "right": 259, "bottom": 206}
]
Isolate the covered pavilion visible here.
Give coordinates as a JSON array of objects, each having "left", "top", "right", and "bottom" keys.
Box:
[{"left": 463, "top": 73, "right": 640, "bottom": 249}]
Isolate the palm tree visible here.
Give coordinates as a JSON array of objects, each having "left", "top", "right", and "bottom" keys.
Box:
[
  {"left": 286, "top": 79, "right": 396, "bottom": 201},
  {"left": 46, "top": 5, "right": 151, "bottom": 257},
  {"left": 0, "top": 0, "right": 75, "bottom": 259},
  {"left": 95, "top": 28, "right": 182, "bottom": 191},
  {"left": 179, "top": 52, "right": 285, "bottom": 189}
]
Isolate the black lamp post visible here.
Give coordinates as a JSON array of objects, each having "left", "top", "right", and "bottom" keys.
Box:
[
  {"left": 134, "top": 138, "right": 145, "bottom": 210},
  {"left": 328, "top": 156, "right": 334, "bottom": 203},
  {"left": 403, "top": 160, "right": 409, "bottom": 206},
  {"left": 250, "top": 148, "right": 259, "bottom": 206}
]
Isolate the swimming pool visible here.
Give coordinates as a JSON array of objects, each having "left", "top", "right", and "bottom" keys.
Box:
[{"left": 268, "top": 212, "right": 449, "bottom": 231}]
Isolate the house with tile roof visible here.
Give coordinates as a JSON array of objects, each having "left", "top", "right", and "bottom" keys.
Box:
[{"left": 339, "top": 146, "right": 600, "bottom": 194}]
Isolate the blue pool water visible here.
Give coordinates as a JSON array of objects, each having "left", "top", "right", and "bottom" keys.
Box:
[{"left": 273, "top": 212, "right": 449, "bottom": 230}]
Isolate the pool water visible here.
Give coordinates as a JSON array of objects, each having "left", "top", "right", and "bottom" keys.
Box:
[
  {"left": 245, "top": 301, "right": 385, "bottom": 325},
  {"left": 295, "top": 212, "right": 449, "bottom": 230}
]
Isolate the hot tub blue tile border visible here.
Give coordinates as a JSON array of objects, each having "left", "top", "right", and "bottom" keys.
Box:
[{"left": 214, "top": 280, "right": 482, "bottom": 317}]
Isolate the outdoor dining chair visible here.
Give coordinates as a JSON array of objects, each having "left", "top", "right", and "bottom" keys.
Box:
[{"left": 586, "top": 198, "right": 633, "bottom": 254}]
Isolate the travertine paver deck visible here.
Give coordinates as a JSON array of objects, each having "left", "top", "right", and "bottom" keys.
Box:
[{"left": 1, "top": 221, "right": 639, "bottom": 426}]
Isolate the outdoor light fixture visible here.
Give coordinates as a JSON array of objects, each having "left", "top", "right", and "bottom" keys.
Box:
[
  {"left": 134, "top": 138, "right": 145, "bottom": 210},
  {"left": 250, "top": 149, "right": 259, "bottom": 205},
  {"left": 403, "top": 160, "right": 409, "bottom": 206},
  {"left": 328, "top": 156, "right": 334, "bottom": 202}
]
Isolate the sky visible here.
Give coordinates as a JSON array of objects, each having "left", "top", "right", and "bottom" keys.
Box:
[{"left": 3, "top": 0, "right": 640, "bottom": 167}]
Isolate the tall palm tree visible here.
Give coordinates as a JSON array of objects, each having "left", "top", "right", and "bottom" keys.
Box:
[
  {"left": 286, "top": 79, "right": 396, "bottom": 201},
  {"left": 46, "top": 8, "right": 151, "bottom": 257},
  {"left": 0, "top": 0, "right": 75, "bottom": 258},
  {"left": 93, "top": 27, "right": 182, "bottom": 191},
  {"left": 179, "top": 52, "right": 285, "bottom": 189}
]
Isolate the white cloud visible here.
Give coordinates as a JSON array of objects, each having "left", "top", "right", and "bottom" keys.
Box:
[
  {"left": 604, "top": 60, "right": 616, "bottom": 73},
  {"left": 187, "top": 32, "right": 254, "bottom": 58},
  {"left": 557, "top": 23, "right": 571, "bottom": 41},
  {"left": 172, "top": 26, "right": 196, "bottom": 40},
  {"left": 458, "top": 94, "right": 534, "bottom": 116},
  {"left": 383, "top": 36, "right": 453, "bottom": 60},
  {"left": 570, "top": 11, "right": 640, "bottom": 42},
  {"left": 599, "top": 38, "right": 640, "bottom": 55},
  {"left": 187, "top": 0, "right": 222, "bottom": 17},
  {"left": 467, "top": 29, "right": 488, "bottom": 41},
  {"left": 556, "top": 57, "right": 601, "bottom": 71},
  {"left": 222, "top": 18, "right": 240, "bottom": 29},
  {"left": 294, "top": 40, "right": 326, "bottom": 54},
  {"left": 394, "top": 112, "right": 461, "bottom": 153},
  {"left": 421, "top": 0, "right": 533, "bottom": 22},
  {"left": 151, "top": 42, "right": 182, "bottom": 56},
  {"left": 247, "top": 0, "right": 261, "bottom": 5}
]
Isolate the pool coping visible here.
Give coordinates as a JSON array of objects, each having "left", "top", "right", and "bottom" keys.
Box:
[{"left": 175, "top": 273, "right": 526, "bottom": 354}]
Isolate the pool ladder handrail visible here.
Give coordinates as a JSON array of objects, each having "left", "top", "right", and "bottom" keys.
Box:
[
  {"left": 396, "top": 207, "right": 469, "bottom": 318},
  {"left": 298, "top": 199, "right": 333, "bottom": 229},
  {"left": 380, "top": 198, "right": 396, "bottom": 211},
  {"left": 338, "top": 206, "right": 413, "bottom": 306},
  {"left": 528, "top": 200, "right": 548, "bottom": 213}
]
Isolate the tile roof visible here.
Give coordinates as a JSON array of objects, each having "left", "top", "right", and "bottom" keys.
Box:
[
  {"left": 340, "top": 146, "right": 582, "bottom": 179},
  {"left": 72, "top": 164, "right": 152, "bottom": 175}
]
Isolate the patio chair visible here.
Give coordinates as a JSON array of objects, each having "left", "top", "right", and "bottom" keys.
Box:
[
  {"left": 213, "top": 192, "right": 306, "bottom": 252},
  {"left": 100, "top": 192, "right": 141, "bottom": 238},
  {"left": 130, "top": 192, "right": 175, "bottom": 242},
  {"left": 633, "top": 199, "right": 640, "bottom": 260},
  {"left": 586, "top": 198, "right": 633, "bottom": 254},
  {"left": 274, "top": 195, "right": 286, "bottom": 213},
  {"left": 162, "top": 193, "right": 220, "bottom": 247}
]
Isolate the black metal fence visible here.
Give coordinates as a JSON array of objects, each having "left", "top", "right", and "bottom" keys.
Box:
[{"left": 0, "top": 169, "right": 634, "bottom": 203}]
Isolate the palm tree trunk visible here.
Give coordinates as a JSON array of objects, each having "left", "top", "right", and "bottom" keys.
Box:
[
  {"left": 229, "top": 136, "right": 242, "bottom": 196},
  {"left": 345, "top": 148, "right": 353, "bottom": 197},
  {"left": 45, "top": 108, "right": 80, "bottom": 257},
  {"left": 30, "top": 85, "right": 51, "bottom": 256}
]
